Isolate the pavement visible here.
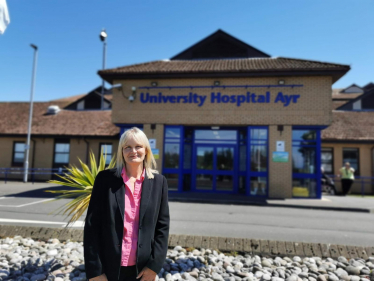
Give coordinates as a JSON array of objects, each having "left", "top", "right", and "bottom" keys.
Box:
[{"left": 168, "top": 192, "right": 374, "bottom": 213}]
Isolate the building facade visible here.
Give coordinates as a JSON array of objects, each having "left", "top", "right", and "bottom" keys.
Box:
[
  {"left": 98, "top": 30, "right": 350, "bottom": 199},
  {"left": 3, "top": 30, "right": 374, "bottom": 198}
]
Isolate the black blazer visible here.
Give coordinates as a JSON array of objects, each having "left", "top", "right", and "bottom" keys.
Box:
[{"left": 83, "top": 168, "right": 170, "bottom": 281}]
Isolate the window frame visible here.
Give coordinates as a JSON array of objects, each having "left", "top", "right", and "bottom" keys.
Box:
[
  {"left": 53, "top": 138, "right": 70, "bottom": 166},
  {"left": 292, "top": 126, "right": 322, "bottom": 199},
  {"left": 12, "top": 141, "right": 26, "bottom": 167},
  {"left": 342, "top": 147, "right": 360, "bottom": 176},
  {"left": 99, "top": 142, "right": 113, "bottom": 165},
  {"left": 321, "top": 147, "right": 334, "bottom": 175}
]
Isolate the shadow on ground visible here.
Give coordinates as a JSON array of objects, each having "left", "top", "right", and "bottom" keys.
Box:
[{"left": 3, "top": 185, "right": 81, "bottom": 199}]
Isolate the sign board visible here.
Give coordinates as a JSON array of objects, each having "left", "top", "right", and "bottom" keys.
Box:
[
  {"left": 149, "top": 139, "right": 156, "bottom": 149},
  {"left": 140, "top": 91, "right": 300, "bottom": 107},
  {"left": 272, "top": 152, "right": 289, "bottom": 162},
  {"left": 276, "top": 141, "right": 285, "bottom": 152},
  {"left": 151, "top": 149, "right": 159, "bottom": 159}
]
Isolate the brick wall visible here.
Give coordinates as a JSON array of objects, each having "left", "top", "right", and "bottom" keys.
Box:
[
  {"left": 112, "top": 76, "right": 332, "bottom": 126},
  {"left": 268, "top": 125, "right": 293, "bottom": 198}
]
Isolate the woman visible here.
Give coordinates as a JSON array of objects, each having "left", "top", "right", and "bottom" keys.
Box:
[
  {"left": 84, "top": 127, "right": 170, "bottom": 281},
  {"left": 337, "top": 162, "right": 355, "bottom": 196}
]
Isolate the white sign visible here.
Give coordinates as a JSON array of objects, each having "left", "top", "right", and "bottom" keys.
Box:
[
  {"left": 0, "top": 0, "right": 10, "bottom": 35},
  {"left": 276, "top": 141, "right": 285, "bottom": 152},
  {"left": 149, "top": 139, "right": 156, "bottom": 149}
]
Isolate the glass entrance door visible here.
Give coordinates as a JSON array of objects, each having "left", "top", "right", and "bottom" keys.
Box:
[{"left": 194, "top": 144, "right": 236, "bottom": 192}]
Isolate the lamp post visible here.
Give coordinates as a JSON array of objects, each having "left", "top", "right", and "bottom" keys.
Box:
[
  {"left": 100, "top": 29, "right": 107, "bottom": 110},
  {"left": 23, "top": 44, "right": 38, "bottom": 183}
]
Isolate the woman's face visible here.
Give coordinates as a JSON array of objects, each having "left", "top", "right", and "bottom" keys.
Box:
[{"left": 122, "top": 136, "right": 146, "bottom": 165}]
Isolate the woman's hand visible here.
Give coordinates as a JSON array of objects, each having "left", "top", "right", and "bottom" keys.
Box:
[
  {"left": 89, "top": 273, "right": 108, "bottom": 281},
  {"left": 137, "top": 266, "right": 157, "bottom": 281}
]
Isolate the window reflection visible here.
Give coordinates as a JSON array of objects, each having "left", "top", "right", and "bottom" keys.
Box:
[
  {"left": 164, "top": 143, "right": 180, "bottom": 169},
  {"left": 250, "top": 176, "right": 267, "bottom": 196},
  {"left": 196, "top": 174, "right": 213, "bottom": 190},
  {"left": 250, "top": 129, "right": 267, "bottom": 139},
  {"left": 195, "top": 130, "right": 236, "bottom": 140},
  {"left": 216, "top": 175, "right": 233, "bottom": 191},
  {"left": 196, "top": 147, "right": 213, "bottom": 170},
  {"left": 292, "top": 130, "right": 316, "bottom": 141},
  {"left": 164, "top": 174, "right": 178, "bottom": 191},
  {"left": 342, "top": 148, "right": 359, "bottom": 175},
  {"left": 217, "top": 147, "right": 234, "bottom": 170},
  {"left": 165, "top": 127, "right": 181, "bottom": 138},
  {"left": 292, "top": 147, "right": 315, "bottom": 174},
  {"left": 54, "top": 143, "right": 70, "bottom": 164},
  {"left": 250, "top": 145, "right": 267, "bottom": 172},
  {"left": 293, "top": 178, "right": 316, "bottom": 197},
  {"left": 13, "top": 143, "right": 25, "bottom": 163}
]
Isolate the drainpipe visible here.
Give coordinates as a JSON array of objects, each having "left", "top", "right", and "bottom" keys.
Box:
[
  {"left": 83, "top": 138, "right": 89, "bottom": 164},
  {"left": 372, "top": 147, "right": 374, "bottom": 194},
  {"left": 31, "top": 138, "right": 36, "bottom": 183},
  {"left": 31, "top": 138, "right": 36, "bottom": 168}
]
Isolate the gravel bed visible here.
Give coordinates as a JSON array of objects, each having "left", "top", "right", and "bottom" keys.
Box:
[{"left": 0, "top": 236, "right": 373, "bottom": 281}]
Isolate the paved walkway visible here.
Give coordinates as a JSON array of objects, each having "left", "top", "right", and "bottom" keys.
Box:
[
  {"left": 168, "top": 192, "right": 374, "bottom": 213},
  {"left": 1, "top": 181, "right": 373, "bottom": 213}
]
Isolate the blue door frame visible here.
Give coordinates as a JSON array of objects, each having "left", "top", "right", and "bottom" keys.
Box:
[
  {"left": 162, "top": 125, "right": 269, "bottom": 197},
  {"left": 191, "top": 143, "right": 238, "bottom": 193},
  {"left": 245, "top": 126, "right": 269, "bottom": 197}
]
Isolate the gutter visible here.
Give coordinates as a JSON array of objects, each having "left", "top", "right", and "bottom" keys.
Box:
[{"left": 83, "top": 138, "right": 89, "bottom": 164}]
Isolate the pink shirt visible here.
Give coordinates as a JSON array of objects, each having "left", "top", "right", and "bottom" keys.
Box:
[{"left": 120, "top": 166, "right": 145, "bottom": 266}]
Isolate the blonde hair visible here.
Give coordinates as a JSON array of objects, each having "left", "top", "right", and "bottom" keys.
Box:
[{"left": 115, "top": 127, "right": 158, "bottom": 179}]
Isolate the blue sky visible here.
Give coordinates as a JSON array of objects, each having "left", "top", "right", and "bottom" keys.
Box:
[{"left": 1, "top": 0, "right": 373, "bottom": 102}]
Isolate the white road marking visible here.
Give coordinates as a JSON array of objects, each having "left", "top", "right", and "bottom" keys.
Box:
[
  {"left": 0, "top": 198, "right": 54, "bottom": 207},
  {"left": 321, "top": 197, "right": 331, "bottom": 202},
  {"left": 0, "top": 218, "right": 84, "bottom": 227},
  {"left": 16, "top": 198, "right": 55, "bottom": 207}
]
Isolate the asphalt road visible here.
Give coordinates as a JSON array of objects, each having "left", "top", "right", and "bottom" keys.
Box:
[{"left": 0, "top": 181, "right": 373, "bottom": 247}]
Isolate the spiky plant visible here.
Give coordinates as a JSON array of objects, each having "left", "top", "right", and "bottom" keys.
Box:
[{"left": 44, "top": 148, "right": 116, "bottom": 228}]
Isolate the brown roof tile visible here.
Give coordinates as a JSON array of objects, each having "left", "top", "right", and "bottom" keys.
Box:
[
  {"left": 50, "top": 94, "right": 87, "bottom": 102},
  {"left": 0, "top": 102, "right": 119, "bottom": 136},
  {"left": 332, "top": 101, "right": 348, "bottom": 110},
  {"left": 100, "top": 57, "right": 349, "bottom": 75},
  {"left": 332, "top": 88, "right": 363, "bottom": 100},
  {"left": 322, "top": 111, "right": 374, "bottom": 141}
]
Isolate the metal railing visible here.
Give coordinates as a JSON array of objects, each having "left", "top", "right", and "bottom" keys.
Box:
[
  {"left": 0, "top": 167, "right": 74, "bottom": 184},
  {"left": 326, "top": 174, "right": 374, "bottom": 196}
]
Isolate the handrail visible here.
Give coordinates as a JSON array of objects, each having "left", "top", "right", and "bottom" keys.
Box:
[
  {"left": 325, "top": 174, "right": 374, "bottom": 197},
  {"left": 0, "top": 167, "right": 79, "bottom": 184}
]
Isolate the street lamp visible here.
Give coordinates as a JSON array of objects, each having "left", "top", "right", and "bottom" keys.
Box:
[
  {"left": 23, "top": 44, "right": 38, "bottom": 183},
  {"left": 100, "top": 29, "right": 107, "bottom": 110}
]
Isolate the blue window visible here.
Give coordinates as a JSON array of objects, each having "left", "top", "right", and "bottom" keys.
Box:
[
  {"left": 246, "top": 127, "right": 268, "bottom": 197},
  {"left": 163, "top": 126, "right": 183, "bottom": 191},
  {"left": 292, "top": 127, "right": 321, "bottom": 198}
]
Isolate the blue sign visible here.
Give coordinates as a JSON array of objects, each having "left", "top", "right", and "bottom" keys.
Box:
[
  {"left": 272, "top": 152, "right": 289, "bottom": 162},
  {"left": 140, "top": 91, "right": 300, "bottom": 107}
]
